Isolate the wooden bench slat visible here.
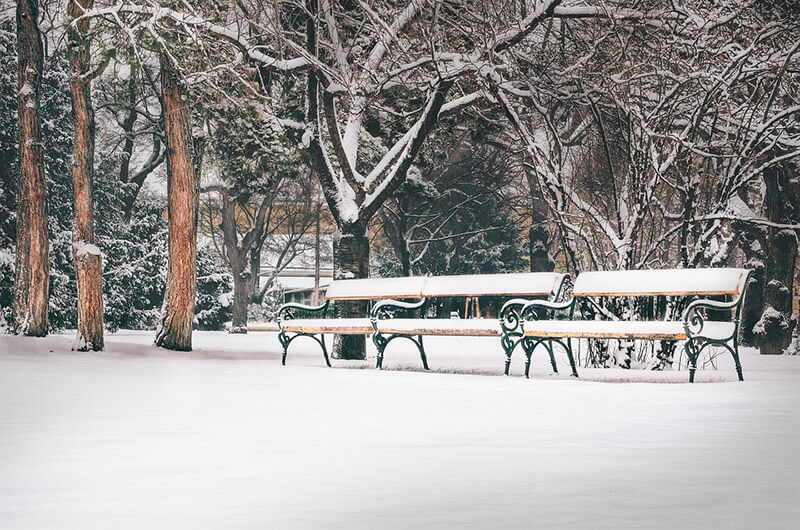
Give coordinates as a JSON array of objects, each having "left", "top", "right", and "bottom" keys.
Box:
[
  {"left": 420, "top": 272, "right": 565, "bottom": 298},
  {"left": 280, "top": 318, "right": 373, "bottom": 335},
  {"left": 376, "top": 318, "right": 501, "bottom": 337},
  {"left": 572, "top": 268, "right": 747, "bottom": 297},
  {"left": 325, "top": 277, "right": 426, "bottom": 301},
  {"left": 523, "top": 320, "right": 735, "bottom": 341}
]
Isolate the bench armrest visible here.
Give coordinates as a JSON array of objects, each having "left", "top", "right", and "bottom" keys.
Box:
[
  {"left": 520, "top": 298, "right": 574, "bottom": 320},
  {"left": 371, "top": 298, "right": 426, "bottom": 320},
  {"left": 278, "top": 300, "right": 329, "bottom": 322},
  {"left": 682, "top": 297, "right": 740, "bottom": 336},
  {"left": 500, "top": 297, "right": 575, "bottom": 335},
  {"left": 499, "top": 298, "right": 536, "bottom": 333}
]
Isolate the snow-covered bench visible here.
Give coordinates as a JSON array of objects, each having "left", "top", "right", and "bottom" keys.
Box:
[
  {"left": 277, "top": 276, "right": 427, "bottom": 366},
  {"left": 371, "top": 272, "right": 569, "bottom": 370},
  {"left": 520, "top": 268, "right": 753, "bottom": 382},
  {"left": 277, "top": 272, "right": 569, "bottom": 370}
]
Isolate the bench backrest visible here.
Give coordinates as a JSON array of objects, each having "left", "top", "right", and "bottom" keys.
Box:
[
  {"left": 421, "top": 272, "right": 567, "bottom": 298},
  {"left": 324, "top": 272, "right": 568, "bottom": 301},
  {"left": 324, "top": 276, "right": 427, "bottom": 300},
  {"left": 572, "top": 268, "right": 750, "bottom": 298}
]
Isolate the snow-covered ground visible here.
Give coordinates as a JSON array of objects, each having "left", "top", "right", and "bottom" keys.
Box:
[{"left": 1, "top": 330, "right": 799, "bottom": 529}]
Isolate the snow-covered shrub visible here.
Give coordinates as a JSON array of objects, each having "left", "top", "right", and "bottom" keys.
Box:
[
  {"left": 97, "top": 195, "right": 168, "bottom": 331},
  {"left": 257, "top": 285, "right": 285, "bottom": 323},
  {"left": 194, "top": 248, "right": 232, "bottom": 331},
  {"left": 0, "top": 248, "right": 13, "bottom": 329},
  {"left": 47, "top": 229, "right": 78, "bottom": 330}
]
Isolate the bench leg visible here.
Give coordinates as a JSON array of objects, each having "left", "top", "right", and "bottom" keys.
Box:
[
  {"left": 546, "top": 342, "right": 558, "bottom": 374},
  {"left": 729, "top": 341, "right": 744, "bottom": 382},
  {"left": 684, "top": 340, "right": 699, "bottom": 383},
  {"left": 320, "top": 335, "right": 331, "bottom": 367},
  {"left": 732, "top": 354, "right": 744, "bottom": 382},
  {"left": 565, "top": 338, "right": 579, "bottom": 378},
  {"left": 501, "top": 335, "right": 515, "bottom": 376},
  {"left": 417, "top": 335, "right": 429, "bottom": 371},
  {"left": 375, "top": 342, "right": 385, "bottom": 370},
  {"left": 278, "top": 331, "right": 289, "bottom": 366},
  {"left": 522, "top": 339, "right": 534, "bottom": 379},
  {"left": 372, "top": 332, "right": 387, "bottom": 369}
]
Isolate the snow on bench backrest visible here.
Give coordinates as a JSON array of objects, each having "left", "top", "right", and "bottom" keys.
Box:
[
  {"left": 572, "top": 268, "right": 749, "bottom": 297},
  {"left": 324, "top": 276, "right": 427, "bottom": 300},
  {"left": 421, "top": 272, "right": 566, "bottom": 298}
]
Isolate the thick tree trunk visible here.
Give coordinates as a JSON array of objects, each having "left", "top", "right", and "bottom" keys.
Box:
[
  {"left": 751, "top": 167, "right": 798, "bottom": 354},
  {"left": 219, "top": 193, "right": 249, "bottom": 333},
  {"left": 529, "top": 194, "right": 554, "bottom": 273},
  {"left": 67, "top": 0, "right": 104, "bottom": 351},
  {"left": 312, "top": 206, "right": 321, "bottom": 304},
  {"left": 332, "top": 224, "right": 369, "bottom": 360},
  {"left": 230, "top": 270, "right": 249, "bottom": 333},
  {"left": 13, "top": 0, "right": 49, "bottom": 336},
  {"left": 154, "top": 54, "right": 198, "bottom": 351}
]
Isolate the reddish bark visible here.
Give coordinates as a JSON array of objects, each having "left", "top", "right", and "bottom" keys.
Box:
[
  {"left": 68, "top": 0, "right": 104, "bottom": 351},
  {"left": 13, "top": 0, "right": 49, "bottom": 336},
  {"left": 154, "top": 53, "right": 198, "bottom": 351}
]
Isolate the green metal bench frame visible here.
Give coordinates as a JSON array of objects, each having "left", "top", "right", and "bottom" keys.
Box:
[
  {"left": 520, "top": 269, "right": 753, "bottom": 383},
  {"left": 277, "top": 301, "right": 334, "bottom": 367}
]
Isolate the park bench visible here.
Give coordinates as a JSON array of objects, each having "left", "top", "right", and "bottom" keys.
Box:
[
  {"left": 277, "top": 272, "right": 569, "bottom": 370},
  {"left": 519, "top": 268, "right": 753, "bottom": 382},
  {"left": 371, "top": 272, "right": 569, "bottom": 370},
  {"left": 277, "top": 276, "right": 427, "bottom": 366}
]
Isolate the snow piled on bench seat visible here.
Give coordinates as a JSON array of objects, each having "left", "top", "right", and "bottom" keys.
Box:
[
  {"left": 324, "top": 272, "right": 565, "bottom": 301},
  {"left": 279, "top": 318, "right": 373, "bottom": 334},
  {"left": 376, "top": 318, "right": 502, "bottom": 336},
  {"left": 422, "top": 272, "right": 564, "bottom": 297},
  {"left": 325, "top": 277, "right": 426, "bottom": 300},
  {"left": 524, "top": 320, "right": 735, "bottom": 341},
  {"left": 572, "top": 268, "right": 748, "bottom": 296}
]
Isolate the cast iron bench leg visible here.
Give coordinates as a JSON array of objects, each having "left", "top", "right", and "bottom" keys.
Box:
[
  {"left": 565, "top": 338, "right": 579, "bottom": 377},
  {"left": 320, "top": 335, "right": 331, "bottom": 367},
  {"left": 546, "top": 342, "right": 558, "bottom": 373},
  {"left": 522, "top": 338, "right": 534, "bottom": 379},
  {"left": 417, "top": 335, "right": 429, "bottom": 370}
]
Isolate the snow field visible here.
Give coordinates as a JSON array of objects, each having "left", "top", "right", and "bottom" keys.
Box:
[{"left": 1, "top": 331, "right": 799, "bottom": 529}]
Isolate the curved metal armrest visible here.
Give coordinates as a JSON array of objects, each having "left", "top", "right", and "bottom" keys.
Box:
[
  {"left": 278, "top": 300, "right": 329, "bottom": 321},
  {"left": 520, "top": 298, "right": 574, "bottom": 320},
  {"left": 499, "top": 298, "right": 535, "bottom": 333},
  {"left": 371, "top": 298, "right": 426, "bottom": 320},
  {"left": 500, "top": 298, "right": 534, "bottom": 316},
  {"left": 682, "top": 297, "right": 739, "bottom": 322},
  {"left": 682, "top": 297, "right": 741, "bottom": 336}
]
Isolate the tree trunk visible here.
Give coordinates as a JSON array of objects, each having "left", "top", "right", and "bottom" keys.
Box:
[
  {"left": 230, "top": 269, "right": 249, "bottom": 333},
  {"left": 332, "top": 224, "right": 369, "bottom": 360},
  {"left": 154, "top": 54, "right": 198, "bottom": 351},
  {"left": 219, "top": 192, "right": 249, "bottom": 333},
  {"left": 249, "top": 246, "right": 261, "bottom": 301},
  {"left": 529, "top": 192, "right": 554, "bottom": 273},
  {"left": 13, "top": 0, "right": 49, "bottom": 337},
  {"left": 67, "top": 0, "right": 104, "bottom": 351},
  {"left": 752, "top": 167, "right": 798, "bottom": 354},
  {"left": 312, "top": 204, "right": 321, "bottom": 304}
]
